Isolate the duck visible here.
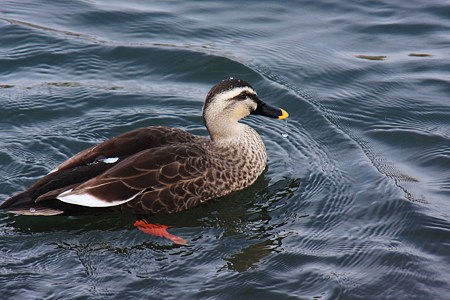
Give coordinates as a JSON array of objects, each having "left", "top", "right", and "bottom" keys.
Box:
[{"left": 0, "top": 78, "right": 288, "bottom": 218}]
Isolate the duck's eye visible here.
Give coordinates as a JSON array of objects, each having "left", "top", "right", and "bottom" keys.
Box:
[
  {"left": 234, "top": 91, "right": 248, "bottom": 100},
  {"left": 234, "top": 91, "right": 258, "bottom": 101}
]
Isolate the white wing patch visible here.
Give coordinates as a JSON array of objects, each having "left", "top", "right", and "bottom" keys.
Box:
[
  {"left": 57, "top": 188, "right": 134, "bottom": 207},
  {"left": 99, "top": 157, "right": 119, "bottom": 164}
]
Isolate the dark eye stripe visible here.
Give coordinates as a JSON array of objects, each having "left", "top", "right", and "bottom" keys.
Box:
[{"left": 232, "top": 91, "right": 257, "bottom": 101}]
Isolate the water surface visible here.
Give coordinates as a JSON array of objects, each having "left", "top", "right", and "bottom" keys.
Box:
[{"left": 1, "top": 1, "right": 449, "bottom": 299}]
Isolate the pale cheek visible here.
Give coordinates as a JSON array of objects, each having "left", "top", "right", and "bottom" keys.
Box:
[{"left": 232, "top": 106, "right": 250, "bottom": 121}]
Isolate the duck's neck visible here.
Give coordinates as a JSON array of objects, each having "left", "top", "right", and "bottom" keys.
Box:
[{"left": 206, "top": 120, "right": 248, "bottom": 142}]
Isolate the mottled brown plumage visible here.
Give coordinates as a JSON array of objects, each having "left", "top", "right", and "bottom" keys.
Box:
[{"left": 0, "top": 78, "right": 288, "bottom": 216}]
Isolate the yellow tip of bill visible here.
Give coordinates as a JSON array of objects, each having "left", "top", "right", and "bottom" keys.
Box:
[{"left": 278, "top": 108, "right": 289, "bottom": 120}]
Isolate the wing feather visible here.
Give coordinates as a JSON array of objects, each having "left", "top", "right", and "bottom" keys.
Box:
[{"left": 56, "top": 143, "right": 209, "bottom": 208}]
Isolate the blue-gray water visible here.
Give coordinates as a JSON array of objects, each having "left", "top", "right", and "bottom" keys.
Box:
[{"left": 1, "top": 1, "right": 449, "bottom": 299}]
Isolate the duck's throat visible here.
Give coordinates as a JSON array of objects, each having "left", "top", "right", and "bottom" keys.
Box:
[{"left": 207, "top": 121, "right": 247, "bottom": 142}]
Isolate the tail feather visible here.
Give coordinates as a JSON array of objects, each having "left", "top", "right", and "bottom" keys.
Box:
[
  {"left": 1, "top": 192, "right": 65, "bottom": 215},
  {"left": 0, "top": 192, "right": 34, "bottom": 209}
]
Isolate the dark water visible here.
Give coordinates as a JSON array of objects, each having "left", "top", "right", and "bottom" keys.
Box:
[{"left": 1, "top": 0, "right": 449, "bottom": 299}]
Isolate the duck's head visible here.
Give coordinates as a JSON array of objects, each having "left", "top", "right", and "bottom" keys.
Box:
[{"left": 203, "top": 78, "right": 288, "bottom": 140}]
